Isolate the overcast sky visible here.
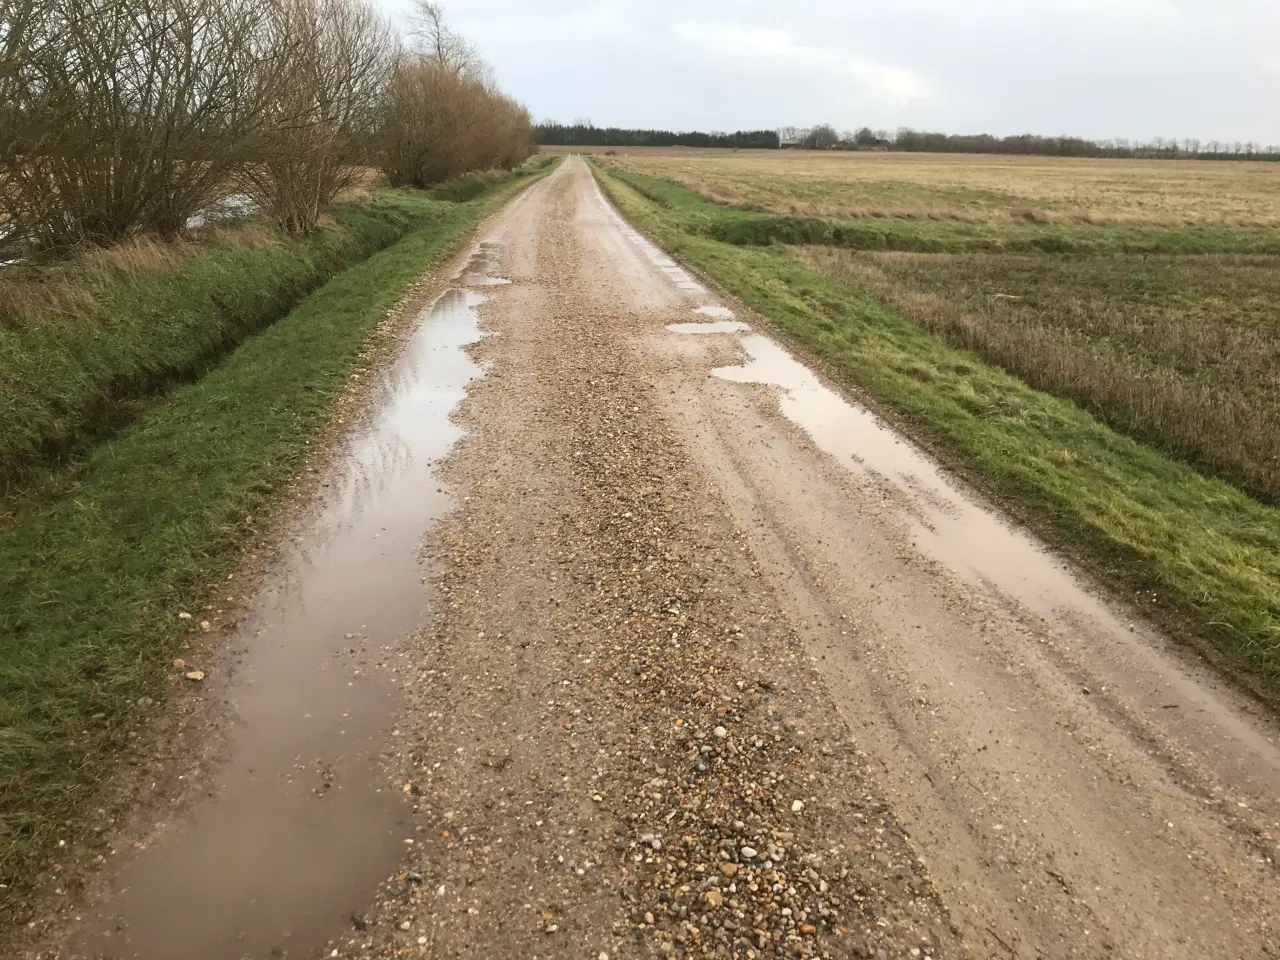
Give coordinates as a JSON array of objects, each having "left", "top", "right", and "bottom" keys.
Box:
[{"left": 378, "top": 0, "right": 1280, "bottom": 144}]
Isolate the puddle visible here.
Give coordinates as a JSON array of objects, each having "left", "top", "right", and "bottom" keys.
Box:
[
  {"left": 710, "top": 328, "right": 1280, "bottom": 803},
  {"left": 667, "top": 320, "right": 751, "bottom": 334},
  {"left": 460, "top": 241, "right": 512, "bottom": 285},
  {"left": 185, "top": 193, "right": 257, "bottom": 230},
  {"left": 695, "top": 305, "right": 736, "bottom": 320},
  {"left": 714, "top": 334, "right": 1120, "bottom": 627},
  {"left": 590, "top": 180, "right": 706, "bottom": 294},
  {"left": 74, "top": 250, "right": 501, "bottom": 960}
]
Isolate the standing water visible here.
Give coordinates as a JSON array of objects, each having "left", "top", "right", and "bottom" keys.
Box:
[{"left": 73, "top": 245, "right": 502, "bottom": 959}]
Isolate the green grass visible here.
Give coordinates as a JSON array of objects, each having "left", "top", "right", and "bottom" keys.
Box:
[
  {"left": 0, "top": 166, "right": 545, "bottom": 503},
  {"left": 428, "top": 156, "right": 557, "bottom": 202},
  {"left": 605, "top": 167, "right": 1280, "bottom": 256},
  {"left": 593, "top": 162, "right": 1280, "bottom": 702},
  {"left": 0, "top": 167, "right": 549, "bottom": 911},
  {"left": 796, "top": 248, "right": 1280, "bottom": 504}
]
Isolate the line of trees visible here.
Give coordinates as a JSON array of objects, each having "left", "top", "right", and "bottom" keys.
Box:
[
  {"left": 535, "top": 123, "right": 779, "bottom": 150},
  {"left": 535, "top": 120, "right": 1279, "bottom": 162},
  {"left": 864, "top": 128, "right": 1280, "bottom": 161},
  {"left": 0, "top": 0, "right": 533, "bottom": 258}
]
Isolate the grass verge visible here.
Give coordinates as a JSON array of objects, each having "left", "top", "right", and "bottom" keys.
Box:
[
  {"left": 0, "top": 164, "right": 546, "bottom": 504},
  {"left": 794, "top": 248, "right": 1280, "bottom": 505},
  {"left": 0, "top": 166, "right": 548, "bottom": 910},
  {"left": 593, "top": 162, "right": 1280, "bottom": 702}
]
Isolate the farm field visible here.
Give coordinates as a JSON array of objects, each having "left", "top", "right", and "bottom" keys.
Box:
[
  {"left": 591, "top": 152, "right": 1280, "bottom": 699},
  {"left": 600, "top": 149, "right": 1280, "bottom": 227}
]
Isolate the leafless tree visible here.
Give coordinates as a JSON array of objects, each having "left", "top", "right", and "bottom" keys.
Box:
[
  {"left": 378, "top": 2, "right": 529, "bottom": 188},
  {"left": 379, "top": 56, "right": 530, "bottom": 188},
  {"left": 239, "top": 0, "right": 396, "bottom": 234},
  {"left": 407, "top": 1, "right": 488, "bottom": 83},
  {"left": 802, "top": 124, "right": 840, "bottom": 150},
  {"left": 1, "top": 0, "right": 283, "bottom": 253}
]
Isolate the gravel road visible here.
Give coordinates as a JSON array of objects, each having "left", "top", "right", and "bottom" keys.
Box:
[{"left": 58, "top": 157, "right": 1280, "bottom": 959}]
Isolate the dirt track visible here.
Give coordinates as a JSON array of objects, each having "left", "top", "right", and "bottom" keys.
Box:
[{"left": 61, "top": 158, "right": 1279, "bottom": 959}]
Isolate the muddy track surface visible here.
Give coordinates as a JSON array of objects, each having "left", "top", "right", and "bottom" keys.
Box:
[{"left": 50, "top": 158, "right": 1280, "bottom": 960}]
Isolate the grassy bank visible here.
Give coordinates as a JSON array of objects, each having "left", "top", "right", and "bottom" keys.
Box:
[
  {"left": 796, "top": 248, "right": 1280, "bottom": 504},
  {"left": 603, "top": 166, "right": 1280, "bottom": 256},
  {"left": 0, "top": 165, "right": 544, "bottom": 503},
  {"left": 593, "top": 162, "right": 1280, "bottom": 702},
  {"left": 0, "top": 166, "right": 548, "bottom": 909}
]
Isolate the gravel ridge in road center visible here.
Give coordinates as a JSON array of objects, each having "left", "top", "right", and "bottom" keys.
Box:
[{"left": 331, "top": 165, "right": 958, "bottom": 958}]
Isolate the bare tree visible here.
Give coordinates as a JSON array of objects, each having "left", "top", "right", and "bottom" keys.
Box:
[
  {"left": 239, "top": 0, "right": 396, "bottom": 234},
  {"left": 0, "top": 0, "right": 284, "bottom": 253},
  {"left": 802, "top": 124, "right": 840, "bottom": 150},
  {"left": 408, "top": 1, "right": 487, "bottom": 82},
  {"left": 379, "top": 56, "right": 530, "bottom": 188},
  {"left": 379, "top": 2, "right": 530, "bottom": 188}
]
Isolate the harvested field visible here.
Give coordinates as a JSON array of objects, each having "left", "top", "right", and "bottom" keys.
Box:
[{"left": 600, "top": 150, "right": 1280, "bottom": 227}]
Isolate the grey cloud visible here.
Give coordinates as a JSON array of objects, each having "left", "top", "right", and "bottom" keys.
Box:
[{"left": 376, "top": 0, "right": 1280, "bottom": 143}]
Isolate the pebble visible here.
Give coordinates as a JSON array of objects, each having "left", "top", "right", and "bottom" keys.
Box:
[{"left": 310, "top": 205, "right": 957, "bottom": 959}]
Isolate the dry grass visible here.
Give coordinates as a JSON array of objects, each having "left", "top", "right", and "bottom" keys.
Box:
[
  {"left": 795, "top": 247, "right": 1280, "bottom": 502},
  {"left": 0, "top": 226, "right": 279, "bottom": 329},
  {"left": 604, "top": 151, "right": 1280, "bottom": 228}
]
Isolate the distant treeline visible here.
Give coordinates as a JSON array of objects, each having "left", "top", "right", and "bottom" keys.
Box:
[
  {"left": 537, "top": 122, "right": 1280, "bottom": 161},
  {"left": 535, "top": 124, "right": 778, "bottom": 150},
  {"left": 886, "top": 129, "right": 1280, "bottom": 161}
]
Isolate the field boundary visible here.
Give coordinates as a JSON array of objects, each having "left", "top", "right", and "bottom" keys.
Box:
[{"left": 599, "top": 164, "right": 1280, "bottom": 256}]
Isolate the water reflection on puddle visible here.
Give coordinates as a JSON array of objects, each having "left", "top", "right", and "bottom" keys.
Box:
[
  {"left": 75, "top": 247, "right": 504, "bottom": 960},
  {"left": 460, "top": 242, "right": 511, "bottom": 285},
  {"left": 667, "top": 320, "right": 751, "bottom": 334},
  {"left": 712, "top": 332, "right": 1119, "bottom": 628}
]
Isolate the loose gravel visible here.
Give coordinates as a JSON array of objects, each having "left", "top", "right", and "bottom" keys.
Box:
[{"left": 326, "top": 160, "right": 957, "bottom": 959}]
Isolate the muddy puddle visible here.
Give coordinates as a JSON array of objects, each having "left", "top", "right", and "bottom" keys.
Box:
[
  {"left": 72, "top": 248, "right": 502, "bottom": 960},
  {"left": 711, "top": 334, "right": 1115, "bottom": 623},
  {"left": 704, "top": 329, "right": 1280, "bottom": 787},
  {"left": 461, "top": 241, "right": 512, "bottom": 286},
  {"left": 694, "top": 305, "right": 736, "bottom": 320}
]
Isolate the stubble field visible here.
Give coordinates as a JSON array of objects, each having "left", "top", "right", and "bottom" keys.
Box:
[{"left": 600, "top": 148, "right": 1280, "bottom": 227}]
